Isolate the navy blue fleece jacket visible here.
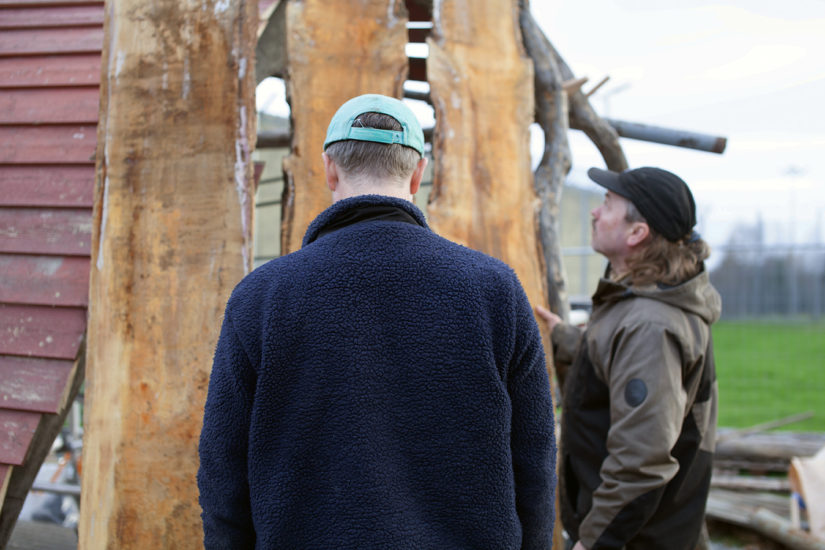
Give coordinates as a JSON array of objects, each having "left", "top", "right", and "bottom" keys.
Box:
[{"left": 198, "top": 194, "right": 556, "bottom": 549}]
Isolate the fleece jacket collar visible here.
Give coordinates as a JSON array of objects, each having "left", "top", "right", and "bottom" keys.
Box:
[{"left": 302, "top": 194, "right": 430, "bottom": 247}]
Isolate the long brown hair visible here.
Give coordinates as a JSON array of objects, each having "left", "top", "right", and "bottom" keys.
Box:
[{"left": 620, "top": 202, "right": 710, "bottom": 287}]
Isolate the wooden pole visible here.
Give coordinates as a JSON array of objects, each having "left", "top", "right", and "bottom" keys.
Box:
[
  {"left": 78, "top": 0, "right": 257, "bottom": 547},
  {"left": 280, "top": 0, "right": 409, "bottom": 254}
]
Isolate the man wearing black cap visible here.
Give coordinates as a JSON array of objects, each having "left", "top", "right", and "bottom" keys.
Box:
[
  {"left": 199, "top": 94, "right": 557, "bottom": 549},
  {"left": 537, "top": 167, "right": 721, "bottom": 550}
]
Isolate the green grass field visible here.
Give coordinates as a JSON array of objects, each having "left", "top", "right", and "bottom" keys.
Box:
[{"left": 712, "top": 320, "right": 825, "bottom": 431}]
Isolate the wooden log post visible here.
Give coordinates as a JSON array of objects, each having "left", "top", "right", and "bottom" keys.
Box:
[
  {"left": 426, "top": 1, "right": 551, "bottom": 369},
  {"left": 280, "top": 0, "right": 409, "bottom": 254},
  {"left": 78, "top": 0, "right": 257, "bottom": 547}
]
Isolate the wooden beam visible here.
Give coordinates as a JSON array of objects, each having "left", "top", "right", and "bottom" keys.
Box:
[
  {"left": 77, "top": 0, "right": 257, "bottom": 546},
  {"left": 281, "top": 0, "right": 409, "bottom": 254}
]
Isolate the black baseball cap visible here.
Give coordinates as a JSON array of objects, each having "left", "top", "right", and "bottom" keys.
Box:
[{"left": 587, "top": 166, "right": 697, "bottom": 242}]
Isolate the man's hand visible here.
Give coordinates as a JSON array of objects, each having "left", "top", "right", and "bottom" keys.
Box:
[
  {"left": 535, "top": 305, "right": 562, "bottom": 334},
  {"left": 572, "top": 542, "right": 587, "bottom": 550}
]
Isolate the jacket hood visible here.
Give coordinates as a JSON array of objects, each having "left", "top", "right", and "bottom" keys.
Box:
[
  {"left": 593, "top": 267, "right": 722, "bottom": 325},
  {"left": 302, "top": 194, "right": 430, "bottom": 248}
]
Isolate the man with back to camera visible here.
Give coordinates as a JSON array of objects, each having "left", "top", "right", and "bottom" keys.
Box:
[
  {"left": 198, "top": 94, "right": 557, "bottom": 549},
  {"left": 536, "top": 167, "right": 721, "bottom": 550}
]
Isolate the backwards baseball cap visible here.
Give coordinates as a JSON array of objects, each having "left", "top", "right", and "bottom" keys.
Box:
[
  {"left": 324, "top": 94, "right": 425, "bottom": 156},
  {"left": 588, "top": 166, "right": 697, "bottom": 242}
]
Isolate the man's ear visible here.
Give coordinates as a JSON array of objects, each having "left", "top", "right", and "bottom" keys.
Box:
[
  {"left": 409, "top": 156, "right": 428, "bottom": 196},
  {"left": 322, "top": 152, "right": 338, "bottom": 192},
  {"left": 627, "top": 221, "right": 650, "bottom": 248}
]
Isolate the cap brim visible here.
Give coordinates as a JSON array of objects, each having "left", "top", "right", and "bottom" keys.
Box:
[{"left": 587, "top": 167, "right": 630, "bottom": 199}]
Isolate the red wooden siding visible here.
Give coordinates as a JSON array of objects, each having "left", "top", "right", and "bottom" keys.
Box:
[
  {"left": 0, "top": 87, "right": 101, "bottom": 124},
  {"left": 0, "top": 54, "right": 101, "bottom": 87},
  {"left": 0, "top": 28, "right": 104, "bottom": 55},
  {"left": 0, "top": 125, "right": 97, "bottom": 164},
  {"left": 0, "top": 304, "right": 86, "bottom": 360},
  {"left": 0, "top": 208, "right": 93, "bottom": 255},
  {"left": 0, "top": 0, "right": 101, "bottom": 528},
  {"left": 0, "top": 5, "right": 104, "bottom": 28},
  {"left": 0, "top": 410, "right": 40, "bottom": 466},
  {"left": 0, "top": 166, "right": 95, "bottom": 208},
  {"left": 0, "top": 255, "right": 90, "bottom": 306},
  {"left": 0, "top": 356, "right": 76, "bottom": 413}
]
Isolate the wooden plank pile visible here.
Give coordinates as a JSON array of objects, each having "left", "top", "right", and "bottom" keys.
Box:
[{"left": 709, "top": 417, "right": 825, "bottom": 550}]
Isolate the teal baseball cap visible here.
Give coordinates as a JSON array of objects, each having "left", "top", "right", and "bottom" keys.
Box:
[{"left": 323, "top": 94, "right": 425, "bottom": 156}]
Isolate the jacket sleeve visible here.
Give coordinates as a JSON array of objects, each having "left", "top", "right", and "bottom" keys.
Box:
[
  {"left": 579, "top": 321, "right": 687, "bottom": 550},
  {"left": 508, "top": 286, "right": 557, "bottom": 550},
  {"left": 550, "top": 322, "right": 583, "bottom": 388},
  {"left": 198, "top": 308, "right": 257, "bottom": 550}
]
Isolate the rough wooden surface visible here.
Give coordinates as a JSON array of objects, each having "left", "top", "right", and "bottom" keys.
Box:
[
  {"left": 520, "top": 8, "right": 572, "bottom": 323},
  {"left": 280, "top": 0, "right": 409, "bottom": 254},
  {"left": 78, "top": 0, "right": 258, "bottom": 547},
  {"left": 426, "top": 0, "right": 551, "bottom": 364}
]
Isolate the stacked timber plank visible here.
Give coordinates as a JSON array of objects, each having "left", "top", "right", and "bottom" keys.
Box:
[
  {"left": 0, "top": 0, "right": 103, "bottom": 544},
  {"left": 709, "top": 429, "right": 825, "bottom": 549}
]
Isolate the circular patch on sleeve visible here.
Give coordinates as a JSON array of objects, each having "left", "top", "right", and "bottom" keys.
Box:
[{"left": 624, "top": 378, "right": 648, "bottom": 407}]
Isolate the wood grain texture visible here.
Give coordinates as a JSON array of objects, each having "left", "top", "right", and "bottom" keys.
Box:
[
  {"left": 0, "top": 355, "right": 76, "bottom": 413},
  {"left": 280, "top": 0, "right": 409, "bottom": 254},
  {"left": 78, "top": 0, "right": 257, "bottom": 547},
  {"left": 426, "top": 0, "right": 552, "bottom": 370},
  {"left": 0, "top": 254, "right": 90, "bottom": 307}
]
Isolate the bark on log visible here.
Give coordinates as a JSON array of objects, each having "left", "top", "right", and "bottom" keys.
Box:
[
  {"left": 519, "top": 7, "right": 571, "bottom": 323},
  {"left": 78, "top": 0, "right": 257, "bottom": 547},
  {"left": 539, "top": 33, "right": 627, "bottom": 172},
  {"left": 280, "top": 0, "right": 409, "bottom": 254}
]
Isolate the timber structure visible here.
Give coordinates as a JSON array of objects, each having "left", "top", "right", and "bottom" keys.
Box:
[{"left": 0, "top": 0, "right": 730, "bottom": 548}]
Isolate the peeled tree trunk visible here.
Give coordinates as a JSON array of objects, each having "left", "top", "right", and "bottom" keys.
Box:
[
  {"left": 426, "top": 0, "right": 551, "bottom": 373},
  {"left": 79, "top": 0, "right": 257, "bottom": 547}
]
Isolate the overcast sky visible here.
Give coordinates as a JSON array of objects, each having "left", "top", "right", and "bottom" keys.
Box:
[
  {"left": 256, "top": 1, "right": 825, "bottom": 248},
  {"left": 531, "top": 0, "right": 825, "bottom": 247}
]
